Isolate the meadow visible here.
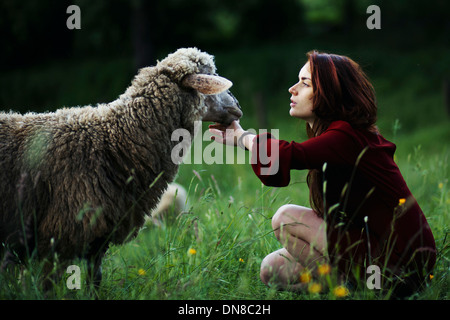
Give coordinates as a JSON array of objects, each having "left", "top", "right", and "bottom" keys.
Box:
[{"left": 0, "top": 40, "right": 448, "bottom": 300}]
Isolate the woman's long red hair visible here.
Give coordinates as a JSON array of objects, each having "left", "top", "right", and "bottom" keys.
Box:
[{"left": 305, "top": 50, "right": 378, "bottom": 217}]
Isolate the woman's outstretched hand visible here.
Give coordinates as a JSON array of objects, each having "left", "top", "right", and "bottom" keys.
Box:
[
  {"left": 209, "top": 120, "right": 256, "bottom": 150},
  {"left": 208, "top": 120, "right": 244, "bottom": 146}
]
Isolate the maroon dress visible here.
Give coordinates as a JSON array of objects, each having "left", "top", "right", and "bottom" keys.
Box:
[{"left": 251, "top": 120, "right": 436, "bottom": 295}]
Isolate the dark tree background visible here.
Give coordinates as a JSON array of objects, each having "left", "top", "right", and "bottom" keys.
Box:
[
  {"left": 0, "top": 0, "right": 448, "bottom": 119},
  {"left": 1, "top": 0, "right": 448, "bottom": 71}
]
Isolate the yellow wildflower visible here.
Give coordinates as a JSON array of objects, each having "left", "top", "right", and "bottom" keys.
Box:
[
  {"left": 429, "top": 274, "right": 434, "bottom": 280},
  {"left": 239, "top": 258, "right": 245, "bottom": 263},
  {"left": 188, "top": 248, "right": 197, "bottom": 255},
  {"left": 317, "top": 263, "right": 331, "bottom": 276},
  {"left": 308, "top": 282, "right": 322, "bottom": 294},
  {"left": 398, "top": 198, "right": 406, "bottom": 205},
  {"left": 138, "top": 268, "right": 146, "bottom": 276},
  {"left": 299, "top": 270, "right": 312, "bottom": 283},
  {"left": 438, "top": 182, "right": 444, "bottom": 189},
  {"left": 333, "top": 285, "right": 349, "bottom": 298}
]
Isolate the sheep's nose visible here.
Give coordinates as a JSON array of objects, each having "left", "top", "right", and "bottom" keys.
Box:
[{"left": 228, "top": 106, "right": 243, "bottom": 119}]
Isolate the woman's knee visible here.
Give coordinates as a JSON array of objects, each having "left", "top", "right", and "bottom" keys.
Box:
[
  {"left": 271, "top": 205, "right": 311, "bottom": 234},
  {"left": 272, "top": 205, "right": 295, "bottom": 230},
  {"left": 260, "top": 249, "right": 304, "bottom": 287},
  {"left": 260, "top": 253, "right": 274, "bottom": 285},
  {"left": 271, "top": 205, "right": 326, "bottom": 252}
]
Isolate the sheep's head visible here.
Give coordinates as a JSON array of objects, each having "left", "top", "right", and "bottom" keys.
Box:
[
  {"left": 182, "top": 73, "right": 242, "bottom": 125},
  {"left": 158, "top": 47, "right": 242, "bottom": 125}
]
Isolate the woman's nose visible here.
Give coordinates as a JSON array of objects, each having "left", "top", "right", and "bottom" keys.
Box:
[{"left": 289, "top": 84, "right": 297, "bottom": 95}]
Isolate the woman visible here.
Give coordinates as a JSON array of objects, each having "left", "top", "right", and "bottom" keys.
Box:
[{"left": 209, "top": 50, "right": 436, "bottom": 297}]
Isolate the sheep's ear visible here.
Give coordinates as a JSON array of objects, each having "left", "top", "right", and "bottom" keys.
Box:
[{"left": 181, "top": 74, "right": 232, "bottom": 95}]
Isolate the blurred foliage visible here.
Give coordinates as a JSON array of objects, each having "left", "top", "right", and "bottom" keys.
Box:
[
  {"left": 0, "top": 0, "right": 305, "bottom": 69},
  {"left": 0, "top": 0, "right": 449, "bottom": 121},
  {"left": 1, "top": 0, "right": 449, "bottom": 70}
]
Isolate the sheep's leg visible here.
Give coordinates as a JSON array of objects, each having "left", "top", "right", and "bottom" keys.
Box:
[
  {"left": 86, "top": 238, "right": 107, "bottom": 291},
  {"left": 0, "top": 248, "right": 17, "bottom": 271},
  {"left": 1, "top": 214, "right": 37, "bottom": 277},
  {"left": 87, "top": 253, "right": 103, "bottom": 287}
]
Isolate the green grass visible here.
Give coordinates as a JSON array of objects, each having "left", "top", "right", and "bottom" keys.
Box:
[
  {"left": 1, "top": 122, "right": 447, "bottom": 300},
  {"left": 0, "top": 41, "right": 449, "bottom": 300}
]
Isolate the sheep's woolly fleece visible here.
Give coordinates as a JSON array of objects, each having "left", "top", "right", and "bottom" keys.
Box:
[{"left": 0, "top": 48, "right": 221, "bottom": 266}]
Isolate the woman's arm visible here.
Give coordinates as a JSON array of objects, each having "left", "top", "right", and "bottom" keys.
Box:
[
  {"left": 209, "top": 120, "right": 361, "bottom": 187},
  {"left": 209, "top": 120, "right": 256, "bottom": 151}
]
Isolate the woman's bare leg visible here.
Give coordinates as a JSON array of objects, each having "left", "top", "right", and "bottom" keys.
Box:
[
  {"left": 273, "top": 205, "right": 327, "bottom": 267},
  {"left": 260, "top": 248, "right": 309, "bottom": 290},
  {"left": 260, "top": 205, "right": 328, "bottom": 290}
]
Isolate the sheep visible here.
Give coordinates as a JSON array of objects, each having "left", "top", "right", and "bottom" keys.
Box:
[
  {"left": 145, "top": 182, "right": 188, "bottom": 227},
  {"left": 0, "top": 47, "right": 242, "bottom": 288}
]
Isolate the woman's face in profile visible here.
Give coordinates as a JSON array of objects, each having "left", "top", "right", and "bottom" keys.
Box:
[{"left": 288, "top": 62, "right": 315, "bottom": 126}]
